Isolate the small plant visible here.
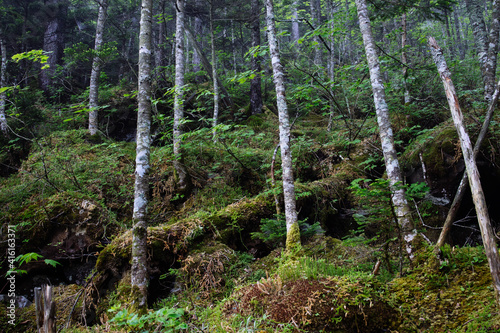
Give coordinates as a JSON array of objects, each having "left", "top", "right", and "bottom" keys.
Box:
[
  {"left": 251, "top": 214, "right": 322, "bottom": 247},
  {"left": 6, "top": 252, "right": 60, "bottom": 276},
  {"left": 108, "top": 303, "right": 187, "bottom": 332}
]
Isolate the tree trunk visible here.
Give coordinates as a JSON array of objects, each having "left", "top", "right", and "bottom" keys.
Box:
[
  {"left": 192, "top": 7, "right": 203, "bottom": 81},
  {"left": 401, "top": 13, "right": 410, "bottom": 104},
  {"left": 173, "top": 0, "right": 191, "bottom": 192},
  {"left": 131, "top": 0, "right": 153, "bottom": 311},
  {"left": 429, "top": 36, "right": 500, "bottom": 305},
  {"left": 355, "top": 0, "right": 416, "bottom": 258},
  {"left": 291, "top": 0, "right": 300, "bottom": 46},
  {"left": 265, "top": 0, "right": 300, "bottom": 250},
  {"left": 154, "top": 0, "right": 166, "bottom": 78},
  {"left": 88, "top": 0, "right": 109, "bottom": 136},
  {"left": 210, "top": 1, "right": 220, "bottom": 142},
  {"left": 436, "top": 78, "right": 500, "bottom": 248},
  {"left": 184, "top": 25, "right": 235, "bottom": 110},
  {"left": 326, "top": 0, "right": 336, "bottom": 131},
  {"left": 250, "top": 0, "right": 263, "bottom": 115},
  {"left": 41, "top": 0, "right": 66, "bottom": 94},
  {"left": 0, "top": 34, "right": 7, "bottom": 137},
  {"left": 310, "top": 0, "right": 321, "bottom": 65},
  {"left": 43, "top": 285, "right": 56, "bottom": 333},
  {"left": 453, "top": 5, "right": 465, "bottom": 60},
  {"left": 465, "top": 0, "right": 497, "bottom": 100}
]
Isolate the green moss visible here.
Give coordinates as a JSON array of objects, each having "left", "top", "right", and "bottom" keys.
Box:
[{"left": 285, "top": 222, "right": 301, "bottom": 251}]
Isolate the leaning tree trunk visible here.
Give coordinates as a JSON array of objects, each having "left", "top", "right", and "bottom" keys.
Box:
[
  {"left": 0, "top": 34, "right": 7, "bottom": 137},
  {"left": 173, "top": 0, "right": 191, "bottom": 192},
  {"left": 355, "top": 0, "right": 416, "bottom": 257},
  {"left": 250, "top": 0, "right": 263, "bottom": 115},
  {"left": 436, "top": 78, "right": 500, "bottom": 249},
  {"left": 131, "top": 0, "right": 153, "bottom": 311},
  {"left": 265, "top": 0, "right": 300, "bottom": 250},
  {"left": 429, "top": 36, "right": 500, "bottom": 305},
  {"left": 88, "top": 0, "right": 109, "bottom": 136},
  {"left": 210, "top": 1, "right": 220, "bottom": 142}
]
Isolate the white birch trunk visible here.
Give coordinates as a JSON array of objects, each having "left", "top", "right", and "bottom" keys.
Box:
[
  {"left": 173, "top": 0, "right": 190, "bottom": 191},
  {"left": 210, "top": 2, "right": 220, "bottom": 143},
  {"left": 355, "top": 0, "right": 416, "bottom": 257},
  {"left": 291, "top": 0, "right": 300, "bottom": 45},
  {"left": 88, "top": 0, "right": 109, "bottom": 136},
  {"left": 429, "top": 36, "right": 500, "bottom": 305},
  {"left": 131, "top": 0, "right": 153, "bottom": 310},
  {"left": 265, "top": 0, "right": 300, "bottom": 250},
  {"left": 0, "top": 34, "right": 7, "bottom": 137}
]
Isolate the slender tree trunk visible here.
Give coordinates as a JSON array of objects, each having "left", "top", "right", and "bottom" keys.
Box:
[
  {"left": 355, "top": 0, "right": 416, "bottom": 257},
  {"left": 436, "top": 78, "right": 500, "bottom": 248},
  {"left": 250, "top": 0, "right": 263, "bottom": 115},
  {"left": 192, "top": 7, "right": 203, "bottom": 82},
  {"left": 327, "top": 0, "right": 336, "bottom": 131},
  {"left": 291, "top": 0, "right": 300, "bottom": 46},
  {"left": 488, "top": 0, "right": 500, "bottom": 91},
  {"left": 210, "top": 1, "right": 220, "bottom": 142},
  {"left": 155, "top": 0, "right": 166, "bottom": 78},
  {"left": 310, "top": 0, "right": 321, "bottom": 65},
  {"left": 453, "top": 5, "right": 465, "bottom": 60},
  {"left": 41, "top": 0, "right": 66, "bottom": 94},
  {"left": 88, "top": 0, "right": 109, "bottom": 136},
  {"left": 131, "top": 0, "right": 153, "bottom": 311},
  {"left": 184, "top": 25, "right": 235, "bottom": 110},
  {"left": 444, "top": 9, "right": 455, "bottom": 58},
  {"left": 173, "top": 0, "right": 191, "bottom": 192},
  {"left": 265, "top": 0, "right": 300, "bottom": 250},
  {"left": 0, "top": 34, "right": 8, "bottom": 137},
  {"left": 401, "top": 13, "right": 410, "bottom": 104},
  {"left": 466, "top": 0, "right": 497, "bottom": 100},
  {"left": 429, "top": 36, "right": 500, "bottom": 304}
]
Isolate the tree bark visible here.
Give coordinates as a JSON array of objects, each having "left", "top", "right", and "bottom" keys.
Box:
[
  {"left": 436, "top": 78, "right": 500, "bottom": 248},
  {"left": 310, "top": 0, "right": 321, "bottom": 65},
  {"left": 453, "top": 5, "right": 466, "bottom": 60},
  {"left": 355, "top": 0, "right": 416, "bottom": 257},
  {"left": 192, "top": 5, "right": 203, "bottom": 81},
  {"left": 0, "top": 33, "right": 7, "bottom": 137},
  {"left": 291, "top": 0, "right": 300, "bottom": 46},
  {"left": 465, "top": 0, "right": 498, "bottom": 100},
  {"left": 154, "top": 0, "right": 167, "bottom": 78},
  {"left": 429, "top": 36, "right": 500, "bottom": 305},
  {"left": 88, "top": 0, "right": 109, "bottom": 136},
  {"left": 43, "top": 285, "right": 56, "bottom": 333},
  {"left": 265, "top": 0, "right": 300, "bottom": 250},
  {"left": 210, "top": 1, "right": 220, "bottom": 142},
  {"left": 250, "top": 0, "right": 263, "bottom": 115},
  {"left": 401, "top": 13, "right": 410, "bottom": 104},
  {"left": 173, "top": 0, "right": 191, "bottom": 192},
  {"left": 41, "top": 0, "right": 66, "bottom": 94},
  {"left": 184, "top": 25, "right": 235, "bottom": 110},
  {"left": 131, "top": 0, "right": 153, "bottom": 311}
]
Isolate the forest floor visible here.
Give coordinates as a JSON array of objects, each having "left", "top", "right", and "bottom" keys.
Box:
[{"left": 1, "top": 107, "right": 500, "bottom": 332}]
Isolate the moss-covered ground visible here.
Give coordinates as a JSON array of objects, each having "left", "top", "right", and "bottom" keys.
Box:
[{"left": 2, "top": 110, "right": 500, "bottom": 332}]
